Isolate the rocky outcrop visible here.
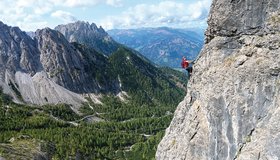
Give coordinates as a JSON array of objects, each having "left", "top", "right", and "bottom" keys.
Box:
[
  {"left": 35, "top": 28, "right": 118, "bottom": 94},
  {"left": 0, "top": 22, "right": 41, "bottom": 75},
  {"left": 205, "top": 0, "right": 280, "bottom": 43},
  {"left": 55, "top": 21, "right": 119, "bottom": 55},
  {"left": 156, "top": 0, "right": 280, "bottom": 159}
]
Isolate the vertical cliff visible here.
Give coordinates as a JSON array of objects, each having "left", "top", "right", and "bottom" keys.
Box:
[{"left": 156, "top": 0, "right": 280, "bottom": 159}]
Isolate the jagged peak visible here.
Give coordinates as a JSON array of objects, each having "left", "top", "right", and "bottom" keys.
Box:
[
  {"left": 98, "top": 25, "right": 106, "bottom": 34},
  {"left": 0, "top": 21, "right": 24, "bottom": 34},
  {"left": 0, "top": 21, "right": 17, "bottom": 33},
  {"left": 36, "top": 27, "right": 60, "bottom": 36},
  {"left": 55, "top": 21, "right": 119, "bottom": 55},
  {"left": 35, "top": 27, "right": 68, "bottom": 42},
  {"left": 0, "top": 21, "right": 9, "bottom": 28},
  {"left": 0, "top": 21, "right": 34, "bottom": 44},
  {"left": 55, "top": 21, "right": 106, "bottom": 34},
  {"left": 0, "top": 21, "right": 30, "bottom": 35}
]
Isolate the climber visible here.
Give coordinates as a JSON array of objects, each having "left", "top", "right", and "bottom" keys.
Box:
[{"left": 181, "top": 56, "right": 193, "bottom": 77}]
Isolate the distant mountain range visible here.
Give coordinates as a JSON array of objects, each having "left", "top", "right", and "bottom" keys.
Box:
[{"left": 108, "top": 27, "right": 204, "bottom": 68}]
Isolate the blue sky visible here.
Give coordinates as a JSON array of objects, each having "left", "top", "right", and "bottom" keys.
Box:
[{"left": 0, "top": 0, "right": 212, "bottom": 31}]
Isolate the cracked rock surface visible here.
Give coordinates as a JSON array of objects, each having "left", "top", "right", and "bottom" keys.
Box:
[{"left": 156, "top": 0, "right": 280, "bottom": 159}]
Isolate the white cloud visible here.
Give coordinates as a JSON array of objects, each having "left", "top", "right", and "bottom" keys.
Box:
[
  {"left": 51, "top": 10, "right": 77, "bottom": 22},
  {"left": 55, "top": 0, "right": 100, "bottom": 7},
  {"left": 48, "top": 0, "right": 122, "bottom": 7},
  {"left": 0, "top": 0, "right": 210, "bottom": 31},
  {"left": 101, "top": 0, "right": 212, "bottom": 29},
  {"left": 0, "top": 0, "right": 123, "bottom": 31},
  {"left": 106, "top": 0, "right": 123, "bottom": 7},
  {"left": 0, "top": 0, "right": 54, "bottom": 31}
]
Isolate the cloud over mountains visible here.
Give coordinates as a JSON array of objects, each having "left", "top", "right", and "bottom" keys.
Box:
[
  {"left": 101, "top": 0, "right": 211, "bottom": 29},
  {"left": 0, "top": 0, "right": 211, "bottom": 31}
]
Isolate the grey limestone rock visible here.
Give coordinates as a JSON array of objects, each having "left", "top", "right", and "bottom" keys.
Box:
[
  {"left": 35, "top": 27, "right": 117, "bottom": 94},
  {"left": 0, "top": 21, "right": 119, "bottom": 107},
  {"left": 55, "top": 21, "right": 119, "bottom": 55},
  {"left": 156, "top": 0, "right": 280, "bottom": 159},
  {"left": 205, "top": 0, "right": 280, "bottom": 43}
]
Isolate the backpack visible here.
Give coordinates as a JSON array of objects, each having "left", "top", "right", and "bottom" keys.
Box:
[{"left": 181, "top": 60, "right": 189, "bottom": 68}]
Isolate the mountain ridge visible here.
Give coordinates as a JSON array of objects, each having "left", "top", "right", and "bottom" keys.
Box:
[
  {"left": 108, "top": 27, "right": 204, "bottom": 68},
  {"left": 55, "top": 21, "right": 119, "bottom": 56}
]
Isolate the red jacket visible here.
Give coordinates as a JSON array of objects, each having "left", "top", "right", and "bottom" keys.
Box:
[{"left": 181, "top": 58, "right": 189, "bottom": 69}]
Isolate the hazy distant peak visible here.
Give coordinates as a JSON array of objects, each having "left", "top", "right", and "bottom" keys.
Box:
[
  {"left": 55, "top": 21, "right": 106, "bottom": 34},
  {"left": 55, "top": 21, "right": 119, "bottom": 55}
]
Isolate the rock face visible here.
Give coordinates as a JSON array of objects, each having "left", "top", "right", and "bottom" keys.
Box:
[
  {"left": 35, "top": 28, "right": 118, "bottom": 94},
  {"left": 55, "top": 21, "right": 119, "bottom": 55},
  {"left": 108, "top": 27, "right": 203, "bottom": 68},
  {"left": 156, "top": 0, "right": 280, "bottom": 159},
  {"left": 0, "top": 21, "right": 119, "bottom": 107}
]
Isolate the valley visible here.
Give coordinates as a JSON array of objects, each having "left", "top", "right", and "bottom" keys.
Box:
[
  {"left": 0, "top": 86, "right": 182, "bottom": 159},
  {"left": 0, "top": 21, "right": 188, "bottom": 159},
  {"left": 108, "top": 27, "right": 203, "bottom": 68}
]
